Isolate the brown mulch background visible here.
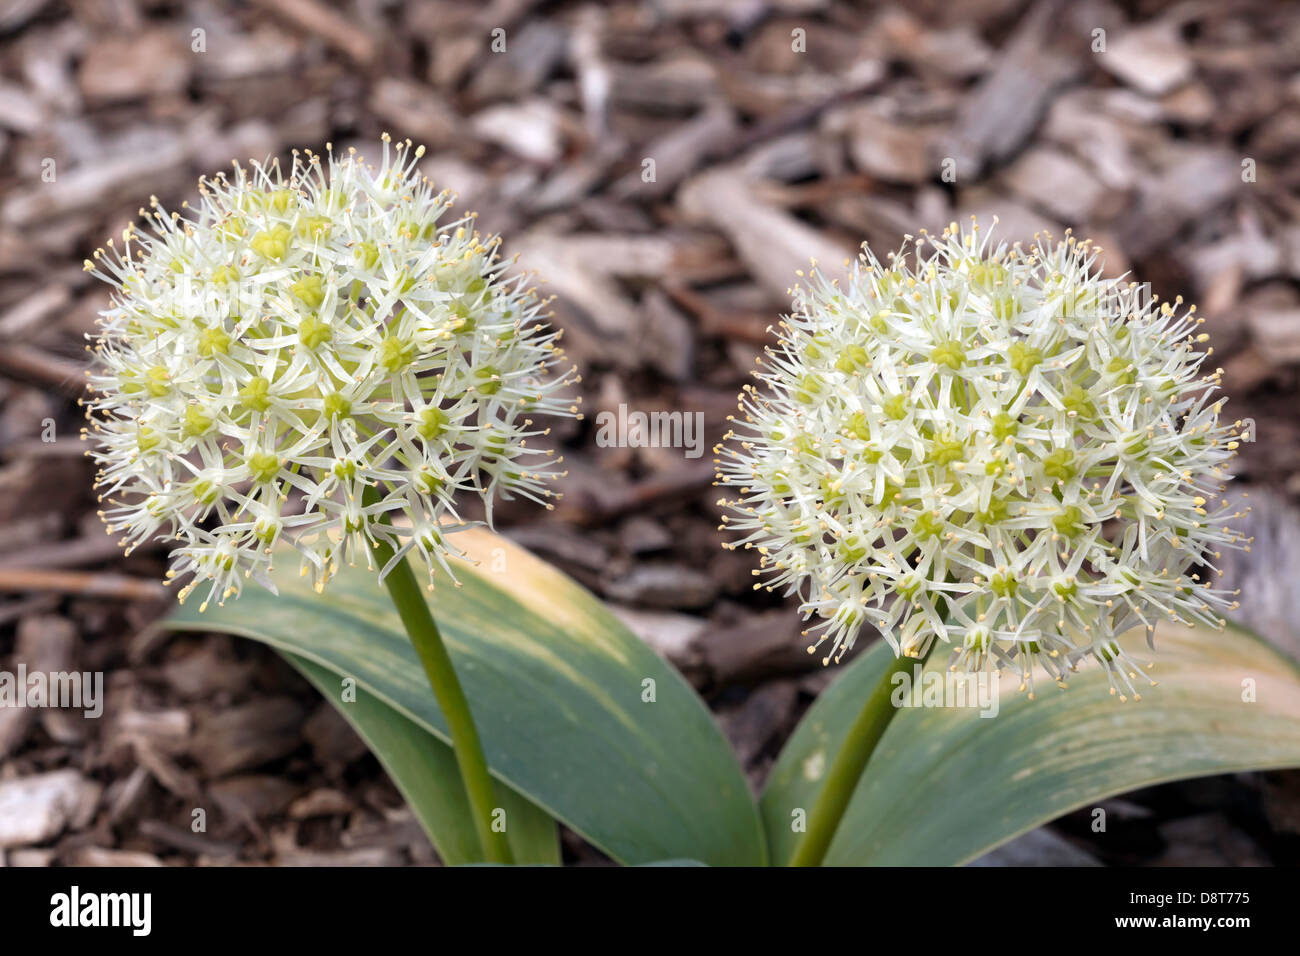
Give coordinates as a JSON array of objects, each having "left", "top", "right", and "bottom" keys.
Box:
[{"left": 1, "top": 0, "right": 1299, "bottom": 866}]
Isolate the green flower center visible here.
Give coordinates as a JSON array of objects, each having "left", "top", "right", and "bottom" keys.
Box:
[
  {"left": 323, "top": 392, "right": 352, "bottom": 419},
  {"left": 246, "top": 451, "right": 281, "bottom": 484},
  {"left": 291, "top": 274, "right": 326, "bottom": 309},
  {"left": 250, "top": 225, "right": 291, "bottom": 260},
  {"left": 298, "top": 313, "right": 333, "bottom": 350},
  {"left": 835, "top": 344, "right": 869, "bottom": 373},
  {"left": 380, "top": 334, "right": 417, "bottom": 372},
  {"left": 473, "top": 366, "right": 503, "bottom": 395},
  {"left": 182, "top": 405, "right": 214, "bottom": 438},
  {"left": 1007, "top": 342, "right": 1042, "bottom": 376},
  {"left": 1042, "top": 448, "right": 1076, "bottom": 483},
  {"left": 239, "top": 376, "right": 271, "bottom": 413},
  {"left": 1052, "top": 505, "right": 1085, "bottom": 537},
  {"left": 417, "top": 407, "right": 449, "bottom": 441},
  {"left": 198, "top": 326, "right": 231, "bottom": 357},
  {"left": 990, "top": 571, "right": 1018, "bottom": 598},
  {"left": 144, "top": 365, "right": 170, "bottom": 397},
  {"left": 930, "top": 340, "right": 965, "bottom": 371}
]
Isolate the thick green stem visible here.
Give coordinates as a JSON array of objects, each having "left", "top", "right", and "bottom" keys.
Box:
[
  {"left": 788, "top": 646, "right": 933, "bottom": 867},
  {"left": 369, "top": 533, "right": 514, "bottom": 865}
]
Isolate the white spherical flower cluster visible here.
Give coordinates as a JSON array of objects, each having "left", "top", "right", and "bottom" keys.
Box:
[
  {"left": 84, "top": 137, "right": 579, "bottom": 611},
  {"left": 716, "top": 221, "right": 1247, "bottom": 699}
]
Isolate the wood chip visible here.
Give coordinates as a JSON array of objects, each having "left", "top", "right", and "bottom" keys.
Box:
[
  {"left": 247, "top": 0, "right": 375, "bottom": 65},
  {"left": 603, "top": 563, "right": 719, "bottom": 610},
  {"left": 703, "top": 610, "right": 818, "bottom": 684},
  {"left": 62, "top": 846, "right": 165, "bottom": 867},
  {"left": 472, "top": 99, "right": 568, "bottom": 164},
  {"left": 77, "top": 29, "right": 191, "bottom": 104},
  {"left": 0, "top": 568, "right": 166, "bottom": 602},
  {"left": 678, "top": 167, "right": 852, "bottom": 300},
  {"left": 0, "top": 343, "right": 86, "bottom": 394},
  {"left": 192, "top": 698, "right": 307, "bottom": 777},
  {"left": 720, "top": 679, "right": 799, "bottom": 770},
  {"left": 940, "top": 0, "right": 1081, "bottom": 179},
  {"left": 1099, "top": 22, "right": 1194, "bottom": 97},
  {"left": 999, "top": 146, "right": 1119, "bottom": 223},
  {"left": 1246, "top": 309, "right": 1300, "bottom": 364},
  {"left": 0, "top": 769, "right": 102, "bottom": 848},
  {"left": 0, "top": 286, "right": 72, "bottom": 341},
  {"left": 288, "top": 787, "right": 354, "bottom": 819},
  {"left": 1116, "top": 144, "right": 1242, "bottom": 258},
  {"left": 137, "top": 820, "right": 240, "bottom": 858},
  {"left": 843, "top": 108, "right": 936, "bottom": 184},
  {"left": 0, "top": 79, "right": 44, "bottom": 134},
  {"left": 607, "top": 605, "right": 707, "bottom": 667},
  {"left": 208, "top": 775, "right": 302, "bottom": 826}
]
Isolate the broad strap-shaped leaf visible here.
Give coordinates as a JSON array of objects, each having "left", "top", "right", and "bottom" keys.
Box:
[
  {"left": 286, "top": 652, "right": 559, "bottom": 865},
  {"left": 762, "top": 621, "right": 1300, "bottom": 866},
  {"left": 169, "top": 529, "right": 765, "bottom": 866}
]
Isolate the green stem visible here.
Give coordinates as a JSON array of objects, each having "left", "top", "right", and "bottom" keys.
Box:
[
  {"left": 368, "top": 530, "right": 514, "bottom": 865},
  {"left": 788, "top": 645, "right": 934, "bottom": 867}
]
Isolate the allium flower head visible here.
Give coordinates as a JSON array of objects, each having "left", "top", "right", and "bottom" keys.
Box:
[
  {"left": 84, "top": 136, "right": 579, "bottom": 610},
  {"left": 716, "top": 220, "right": 1247, "bottom": 699}
]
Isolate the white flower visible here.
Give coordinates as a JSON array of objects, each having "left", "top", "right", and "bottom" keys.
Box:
[
  {"left": 84, "top": 136, "right": 580, "bottom": 611},
  {"left": 716, "top": 220, "right": 1247, "bottom": 700}
]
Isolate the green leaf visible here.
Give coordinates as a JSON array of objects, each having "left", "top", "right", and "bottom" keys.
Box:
[
  {"left": 635, "top": 859, "right": 709, "bottom": 866},
  {"left": 762, "top": 621, "right": 1300, "bottom": 866},
  {"left": 168, "top": 529, "right": 765, "bottom": 866},
  {"left": 466, "top": 859, "right": 709, "bottom": 867},
  {"left": 284, "top": 652, "right": 559, "bottom": 866}
]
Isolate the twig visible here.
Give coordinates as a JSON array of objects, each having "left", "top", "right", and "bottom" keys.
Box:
[
  {"left": 0, "top": 438, "right": 86, "bottom": 461},
  {"left": 247, "top": 0, "right": 376, "bottom": 65},
  {"left": 0, "top": 532, "right": 144, "bottom": 571},
  {"left": 594, "top": 459, "right": 716, "bottom": 520},
  {"left": 0, "top": 343, "right": 86, "bottom": 395},
  {"left": 0, "top": 593, "right": 60, "bottom": 628},
  {"left": 0, "top": 286, "right": 71, "bottom": 340},
  {"left": 664, "top": 282, "right": 776, "bottom": 345},
  {"left": 0, "top": 568, "right": 167, "bottom": 601}
]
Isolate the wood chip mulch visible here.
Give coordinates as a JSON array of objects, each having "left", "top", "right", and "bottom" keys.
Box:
[{"left": 1, "top": 0, "right": 1299, "bottom": 866}]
